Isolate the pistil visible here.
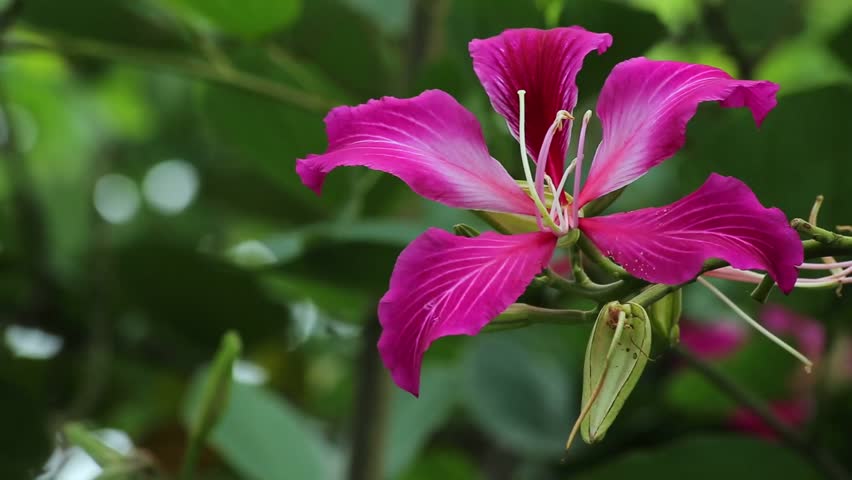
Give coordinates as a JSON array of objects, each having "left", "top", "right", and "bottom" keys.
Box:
[{"left": 697, "top": 277, "right": 813, "bottom": 372}]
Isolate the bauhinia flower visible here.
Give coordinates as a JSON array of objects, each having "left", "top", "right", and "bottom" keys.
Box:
[{"left": 296, "top": 27, "right": 804, "bottom": 396}]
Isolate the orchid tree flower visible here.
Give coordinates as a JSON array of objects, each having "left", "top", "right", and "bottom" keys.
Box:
[{"left": 296, "top": 27, "right": 803, "bottom": 396}]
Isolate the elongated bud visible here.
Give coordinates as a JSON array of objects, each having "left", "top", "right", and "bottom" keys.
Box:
[
  {"left": 452, "top": 223, "right": 481, "bottom": 238},
  {"left": 566, "top": 302, "right": 651, "bottom": 449},
  {"left": 649, "top": 289, "right": 682, "bottom": 346}
]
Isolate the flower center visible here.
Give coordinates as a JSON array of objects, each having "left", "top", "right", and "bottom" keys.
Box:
[{"left": 516, "top": 90, "right": 592, "bottom": 236}]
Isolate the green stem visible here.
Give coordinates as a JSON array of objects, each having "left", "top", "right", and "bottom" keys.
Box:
[
  {"left": 181, "top": 332, "right": 242, "bottom": 480},
  {"left": 545, "top": 269, "right": 627, "bottom": 302},
  {"left": 674, "top": 347, "right": 850, "bottom": 480},
  {"left": 348, "top": 316, "right": 390, "bottom": 480},
  {"left": 793, "top": 219, "right": 852, "bottom": 249},
  {"left": 485, "top": 303, "right": 597, "bottom": 332},
  {"left": 3, "top": 32, "right": 339, "bottom": 112},
  {"left": 577, "top": 233, "right": 628, "bottom": 278},
  {"left": 749, "top": 274, "right": 775, "bottom": 303}
]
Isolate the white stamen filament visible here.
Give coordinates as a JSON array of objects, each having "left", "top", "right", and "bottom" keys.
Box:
[
  {"left": 799, "top": 260, "right": 852, "bottom": 270},
  {"left": 570, "top": 110, "right": 593, "bottom": 228},
  {"left": 551, "top": 157, "right": 576, "bottom": 221},
  {"left": 535, "top": 110, "right": 573, "bottom": 202},
  {"left": 697, "top": 277, "right": 813, "bottom": 372},
  {"left": 704, "top": 265, "right": 852, "bottom": 289},
  {"left": 516, "top": 90, "right": 562, "bottom": 233}
]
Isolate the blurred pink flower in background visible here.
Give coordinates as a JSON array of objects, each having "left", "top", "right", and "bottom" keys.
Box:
[{"left": 680, "top": 305, "right": 849, "bottom": 439}]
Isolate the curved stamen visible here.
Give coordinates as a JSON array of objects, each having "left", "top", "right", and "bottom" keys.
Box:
[
  {"left": 517, "top": 90, "right": 560, "bottom": 233},
  {"left": 550, "top": 157, "right": 576, "bottom": 223},
  {"left": 705, "top": 265, "right": 852, "bottom": 289},
  {"left": 535, "top": 110, "right": 573, "bottom": 204},
  {"left": 571, "top": 110, "right": 593, "bottom": 228}
]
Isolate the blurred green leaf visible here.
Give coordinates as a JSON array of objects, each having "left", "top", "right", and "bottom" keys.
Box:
[
  {"left": 0, "top": 377, "right": 50, "bottom": 478},
  {"left": 22, "top": 0, "right": 185, "bottom": 49},
  {"left": 449, "top": 0, "right": 543, "bottom": 42},
  {"left": 183, "top": 379, "right": 334, "bottom": 480},
  {"left": 463, "top": 337, "right": 575, "bottom": 458},
  {"left": 573, "top": 435, "right": 820, "bottom": 479},
  {"left": 666, "top": 338, "right": 797, "bottom": 418},
  {"left": 758, "top": 38, "right": 851, "bottom": 94},
  {"left": 676, "top": 85, "right": 852, "bottom": 230},
  {"left": 560, "top": 0, "right": 667, "bottom": 99},
  {"left": 723, "top": 0, "right": 804, "bottom": 57},
  {"left": 280, "top": 0, "right": 392, "bottom": 98},
  {"left": 162, "top": 0, "right": 301, "bottom": 36},
  {"left": 386, "top": 367, "right": 459, "bottom": 477},
  {"left": 829, "top": 19, "right": 852, "bottom": 70},
  {"left": 116, "top": 239, "right": 290, "bottom": 347},
  {"left": 342, "top": 0, "right": 412, "bottom": 36},
  {"left": 398, "top": 449, "right": 482, "bottom": 480}
]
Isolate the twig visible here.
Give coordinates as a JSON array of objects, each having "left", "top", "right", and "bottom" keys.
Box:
[
  {"left": 674, "top": 346, "right": 850, "bottom": 480},
  {"left": 2, "top": 31, "right": 340, "bottom": 112}
]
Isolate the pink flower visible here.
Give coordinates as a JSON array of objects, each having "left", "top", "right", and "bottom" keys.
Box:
[
  {"left": 296, "top": 27, "right": 804, "bottom": 396},
  {"left": 679, "top": 320, "right": 747, "bottom": 360},
  {"left": 680, "top": 306, "right": 829, "bottom": 438}
]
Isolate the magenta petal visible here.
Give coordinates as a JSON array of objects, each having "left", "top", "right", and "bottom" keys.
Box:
[
  {"left": 469, "top": 27, "right": 612, "bottom": 181},
  {"left": 579, "top": 174, "right": 803, "bottom": 293},
  {"left": 378, "top": 228, "right": 556, "bottom": 395},
  {"left": 296, "top": 90, "right": 535, "bottom": 215},
  {"left": 577, "top": 58, "right": 779, "bottom": 207}
]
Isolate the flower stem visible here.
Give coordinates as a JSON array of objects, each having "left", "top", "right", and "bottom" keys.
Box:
[
  {"left": 577, "top": 233, "right": 628, "bottom": 278},
  {"left": 486, "top": 303, "right": 596, "bottom": 332},
  {"left": 545, "top": 269, "right": 628, "bottom": 302},
  {"left": 674, "top": 346, "right": 850, "bottom": 480},
  {"left": 793, "top": 219, "right": 852, "bottom": 249}
]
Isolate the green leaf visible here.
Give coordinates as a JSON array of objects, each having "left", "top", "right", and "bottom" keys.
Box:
[
  {"left": 579, "top": 302, "right": 651, "bottom": 444},
  {"left": 385, "top": 367, "right": 459, "bottom": 477},
  {"left": 115, "top": 239, "right": 291, "bottom": 348},
  {"left": 398, "top": 449, "right": 482, "bottom": 480},
  {"left": 163, "top": 0, "right": 302, "bottom": 36},
  {"left": 22, "top": 0, "right": 185, "bottom": 49},
  {"left": 573, "top": 435, "right": 820, "bottom": 480},
  {"left": 183, "top": 380, "right": 334, "bottom": 480},
  {"left": 341, "top": 0, "right": 412, "bottom": 36},
  {"left": 463, "top": 337, "right": 575, "bottom": 458},
  {"left": 676, "top": 85, "right": 852, "bottom": 232},
  {"left": 723, "top": 0, "right": 804, "bottom": 57},
  {"left": 560, "top": 0, "right": 667, "bottom": 100}
]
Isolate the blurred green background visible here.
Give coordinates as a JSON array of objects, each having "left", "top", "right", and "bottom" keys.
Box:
[{"left": 1, "top": 0, "right": 851, "bottom": 478}]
